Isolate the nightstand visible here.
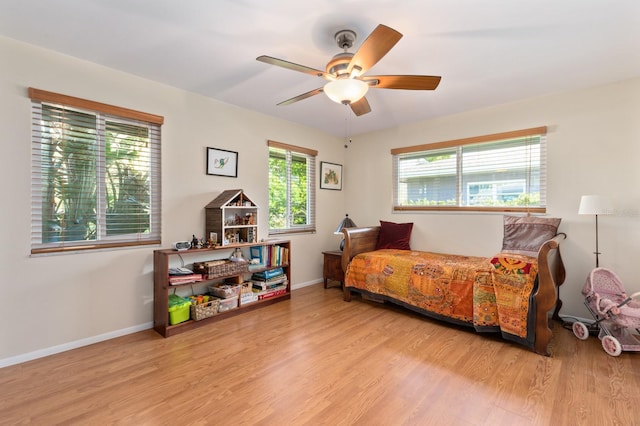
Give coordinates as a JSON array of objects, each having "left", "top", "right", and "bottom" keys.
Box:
[{"left": 322, "top": 250, "right": 344, "bottom": 288}]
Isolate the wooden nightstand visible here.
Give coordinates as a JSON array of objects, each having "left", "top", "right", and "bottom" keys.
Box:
[{"left": 322, "top": 250, "right": 344, "bottom": 289}]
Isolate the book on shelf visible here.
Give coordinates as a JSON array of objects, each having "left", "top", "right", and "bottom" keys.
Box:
[
  {"left": 252, "top": 267, "right": 284, "bottom": 280},
  {"left": 252, "top": 278, "right": 287, "bottom": 291},
  {"left": 249, "top": 244, "right": 289, "bottom": 268},
  {"left": 168, "top": 274, "right": 203, "bottom": 285},
  {"left": 258, "top": 287, "right": 288, "bottom": 300},
  {"left": 251, "top": 275, "right": 286, "bottom": 286},
  {"left": 270, "top": 244, "right": 289, "bottom": 266}
]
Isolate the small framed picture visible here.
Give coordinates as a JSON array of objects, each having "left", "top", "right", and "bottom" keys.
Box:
[
  {"left": 207, "top": 147, "right": 238, "bottom": 177},
  {"left": 320, "top": 161, "right": 342, "bottom": 190}
]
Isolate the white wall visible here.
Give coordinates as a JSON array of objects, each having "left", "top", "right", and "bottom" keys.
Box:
[
  {"left": 344, "top": 77, "right": 640, "bottom": 319},
  {"left": 0, "top": 37, "right": 346, "bottom": 365},
  {"left": 2, "top": 33, "right": 638, "bottom": 366}
]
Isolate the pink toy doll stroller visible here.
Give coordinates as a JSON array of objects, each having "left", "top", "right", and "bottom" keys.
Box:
[{"left": 572, "top": 267, "right": 640, "bottom": 356}]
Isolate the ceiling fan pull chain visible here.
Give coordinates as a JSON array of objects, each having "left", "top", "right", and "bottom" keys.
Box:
[{"left": 344, "top": 108, "right": 353, "bottom": 148}]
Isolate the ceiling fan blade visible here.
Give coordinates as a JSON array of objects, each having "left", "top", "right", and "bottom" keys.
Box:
[
  {"left": 257, "top": 55, "right": 333, "bottom": 80},
  {"left": 277, "top": 88, "right": 324, "bottom": 106},
  {"left": 364, "top": 75, "right": 441, "bottom": 90},
  {"left": 347, "top": 24, "right": 402, "bottom": 76},
  {"left": 350, "top": 97, "right": 371, "bottom": 116}
]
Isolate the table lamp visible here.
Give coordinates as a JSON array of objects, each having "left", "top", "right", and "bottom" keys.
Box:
[{"left": 334, "top": 214, "right": 357, "bottom": 250}]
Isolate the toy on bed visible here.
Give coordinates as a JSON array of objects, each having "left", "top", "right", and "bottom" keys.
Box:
[{"left": 341, "top": 217, "right": 566, "bottom": 356}]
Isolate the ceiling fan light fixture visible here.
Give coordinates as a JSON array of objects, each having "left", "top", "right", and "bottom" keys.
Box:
[
  {"left": 257, "top": 24, "right": 440, "bottom": 115},
  {"left": 323, "top": 79, "right": 369, "bottom": 105}
]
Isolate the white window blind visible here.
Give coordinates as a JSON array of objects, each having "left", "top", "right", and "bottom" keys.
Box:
[
  {"left": 29, "top": 88, "right": 163, "bottom": 254},
  {"left": 392, "top": 127, "right": 547, "bottom": 213},
  {"left": 268, "top": 140, "right": 317, "bottom": 234}
]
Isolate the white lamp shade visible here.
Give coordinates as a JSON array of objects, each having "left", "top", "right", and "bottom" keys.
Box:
[
  {"left": 578, "top": 195, "right": 613, "bottom": 215},
  {"left": 324, "top": 79, "right": 369, "bottom": 104}
]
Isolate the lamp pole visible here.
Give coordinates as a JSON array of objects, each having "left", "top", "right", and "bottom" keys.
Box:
[
  {"left": 579, "top": 195, "right": 612, "bottom": 269},
  {"left": 594, "top": 214, "right": 600, "bottom": 268}
]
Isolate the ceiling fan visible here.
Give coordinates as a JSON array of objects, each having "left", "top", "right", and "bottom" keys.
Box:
[{"left": 256, "top": 24, "right": 441, "bottom": 116}]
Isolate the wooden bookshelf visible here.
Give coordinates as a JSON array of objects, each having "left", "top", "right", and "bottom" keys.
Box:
[{"left": 153, "top": 239, "right": 291, "bottom": 337}]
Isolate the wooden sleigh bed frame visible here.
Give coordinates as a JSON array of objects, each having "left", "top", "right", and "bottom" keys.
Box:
[{"left": 341, "top": 226, "right": 567, "bottom": 356}]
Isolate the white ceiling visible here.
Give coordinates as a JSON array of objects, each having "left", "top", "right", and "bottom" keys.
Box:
[{"left": 1, "top": 0, "right": 639, "bottom": 137}]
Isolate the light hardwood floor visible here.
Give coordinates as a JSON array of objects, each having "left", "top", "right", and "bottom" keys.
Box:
[{"left": 1, "top": 283, "right": 639, "bottom": 426}]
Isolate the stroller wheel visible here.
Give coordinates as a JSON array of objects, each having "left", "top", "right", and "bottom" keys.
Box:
[
  {"left": 572, "top": 321, "right": 589, "bottom": 340},
  {"left": 602, "top": 335, "right": 622, "bottom": 356}
]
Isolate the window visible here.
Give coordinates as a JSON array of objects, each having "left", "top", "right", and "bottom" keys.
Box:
[
  {"left": 29, "top": 88, "right": 163, "bottom": 254},
  {"left": 392, "top": 127, "right": 547, "bottom": 213},
  {"left": 467, "top": 180, "right": 526, "bottom": 206},
  {"left": 268, "top": 140, "right": 316, "bottom": 234}
]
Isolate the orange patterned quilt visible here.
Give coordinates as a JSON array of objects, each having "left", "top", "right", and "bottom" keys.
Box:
[{"left": 344, "top": 249, "right": 539, "bottom": 339}]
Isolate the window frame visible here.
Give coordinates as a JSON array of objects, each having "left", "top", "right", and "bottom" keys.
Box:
[
  {"left": 391, "top": 126, "right": 547, "bottom": 213},
  {"left": 267, "top": 140, "right": 317, "bottom": 235},
  {"left": 29, "top": 88, "right": 163, "bottom": 254}
]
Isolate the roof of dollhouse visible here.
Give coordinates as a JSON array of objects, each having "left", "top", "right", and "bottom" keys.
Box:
[{"left": 205, "top": 189, "right": 255, "bottom": 208}]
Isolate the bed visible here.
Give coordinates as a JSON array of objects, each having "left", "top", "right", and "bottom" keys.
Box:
[{"left": 341, "top": 218, "right": 566, "bottom": 356}]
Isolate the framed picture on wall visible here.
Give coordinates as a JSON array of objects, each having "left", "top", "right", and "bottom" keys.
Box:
[
  {"left": 320, "top": 161, "right": 342, "bottom": 190},
  {"left": 207, "top": 147, "right": 238, "bottom": 177}
]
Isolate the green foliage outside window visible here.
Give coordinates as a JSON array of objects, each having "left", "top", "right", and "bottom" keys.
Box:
[
  {"left": 403, "top": 192, "right": 540, "bottom": 207},
  {"left": 104, "top": 121, "right": 151, "bottom": 236},
  {"left": 269, "top": 148, "right": 311, "bottom": 231},
  {"left": 268, "top": 153, "right": 287, "bottom": 230},
  {"left": 41, "top": 105, "right": 151, "bottom": 243}
]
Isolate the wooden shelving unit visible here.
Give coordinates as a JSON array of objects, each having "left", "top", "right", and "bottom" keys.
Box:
[{"left": 153, "top": 239, "right": 291, "bottom": 337}]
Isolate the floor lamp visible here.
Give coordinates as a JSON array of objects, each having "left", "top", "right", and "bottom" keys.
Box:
[{"left": 578, "top": 195, "right": 612, "bottom": 268}]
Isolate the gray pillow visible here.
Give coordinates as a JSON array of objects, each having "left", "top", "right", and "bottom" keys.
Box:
[{"left": 502, "top": 215, "right": 561, "bottom": 257}]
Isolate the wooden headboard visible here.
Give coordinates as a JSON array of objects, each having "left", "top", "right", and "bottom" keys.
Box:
[{"left": 341, "top": 226, "right": 380, "bottom": 272}]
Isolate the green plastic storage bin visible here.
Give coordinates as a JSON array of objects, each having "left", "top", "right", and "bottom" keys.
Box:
[{"left": 168, "top": 294, "right": 191, "bottom": 325}]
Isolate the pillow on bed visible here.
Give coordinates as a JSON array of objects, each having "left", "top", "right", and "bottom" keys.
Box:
[
  {"left": 502, "top": 215, "right": 561, "bottom": 257},
  {"left": 376, "top": 220, "right": 413, "bottom": 250}
]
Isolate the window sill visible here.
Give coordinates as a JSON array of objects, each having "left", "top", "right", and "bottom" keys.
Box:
[{"left": 393, "top": 206, "right": 546, "bottom": 214}]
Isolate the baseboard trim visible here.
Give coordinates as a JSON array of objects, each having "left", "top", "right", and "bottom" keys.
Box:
[
  {"left": 2, "top": 280, "right": 325, "bottom": 369},
  {"left": 0, "top": 322, "right": 153, "bottom": 369},
  {"left": 291, "top": 279, "right": 322, "bottom": 290}
]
